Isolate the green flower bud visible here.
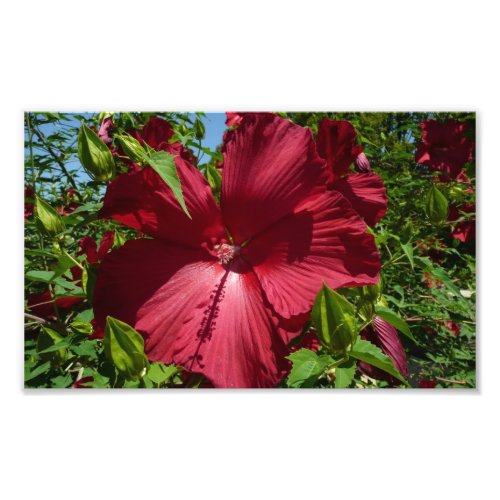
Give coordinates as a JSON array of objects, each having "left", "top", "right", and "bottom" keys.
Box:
[
  {"left": 35, "top": 195, "right": 65, "bottom": 237},
  {"left": 311, "top": 284, "right": 359, "bottom": 354},
  {"left": 115, "top": 133, "right": 148, "bottom": 164},
  {"left": 78, "top": 123, "right": 116, "bottom": 181},
  {"left": 104, "top": 316, "right": 149, "bottom": 381}
]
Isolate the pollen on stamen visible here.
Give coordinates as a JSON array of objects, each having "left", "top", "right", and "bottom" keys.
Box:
[{"left": 214, "top": 243, "right": 240, "bottom": 265}]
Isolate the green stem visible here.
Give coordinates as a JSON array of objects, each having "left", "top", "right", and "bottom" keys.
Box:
[{"left": 63, "top": 250, "right": 84, "bottom": 270}]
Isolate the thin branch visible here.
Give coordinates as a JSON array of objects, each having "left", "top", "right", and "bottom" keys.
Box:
[
  {"left": 435, "top": 376, "right": 467, "bottom": 385},
  {"left": 31, "top": 124, "right": 83, "bottom": 200},
  {"left": 24, "top": 313, "right": 46, "bottom": 323}
]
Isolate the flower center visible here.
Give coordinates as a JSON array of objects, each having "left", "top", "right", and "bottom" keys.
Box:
[{"left": 214, "top": 243, "right": 240, "bottom": 265}]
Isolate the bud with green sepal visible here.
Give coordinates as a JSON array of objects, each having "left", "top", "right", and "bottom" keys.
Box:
[
  {"left": 35, "top": 195, "right": 66, "bottom": 237},
  {"left": 78, "top": 123, "right": 116, "bottom": 181},
  {"left": 115, "top": 133, "right": 149, "bottom": 165},
  {"left": 104, "top": 316, "right": 149, "bottom": 381},
  {"left": 311, "top": 283, "right": 359, "bottom": 355}
]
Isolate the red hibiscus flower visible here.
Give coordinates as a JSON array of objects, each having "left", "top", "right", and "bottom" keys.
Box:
[
  {"left": 93, "top": 113, "right": 381, "bottom": 388},
  {"left": 225, "top": 112, "right": 247, "bottom": 127},
  {"left": 444, "top": 320, "right": 461, "bottom": 337},
  {"left": 24, "top": 186, "right": 34, "bottom": 221},
  {"left": 448, "top": 204, "right": 475, "bottom": 243},
  {"left": 128, "top": 116, "right": 195, "bottom": 164},
  {"left": 316, "top": 119, "right": 388, "bottom": 226},
  {"left": 79, "top": 231, "right": 115, "bottom": 265},
  {"left": 98, "top": 116, "right": 115, "bottom": 145},
  {"left": 72, "top": 376, "right": 94, "bottom": 388},
  {"left": 415, "top": 119, "right": 474, "bottom": 179},
  {"left": 358, "top": 315, "right": 409, "bottom": 386},
  {"left": 27, "top": 289, "right": 82, "bottom": 321},
  {"left": 419, "top": 379, "right": 437, "bottom": 388}
]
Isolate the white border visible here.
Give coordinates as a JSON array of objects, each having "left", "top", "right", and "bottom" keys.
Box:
[{"left": 3, "top": 1, "right": 497, "bottom": 499}]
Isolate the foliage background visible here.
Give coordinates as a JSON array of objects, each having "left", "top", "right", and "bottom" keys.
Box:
[{"left": 24, "top": 111, "right": 476, "bottom": 389}]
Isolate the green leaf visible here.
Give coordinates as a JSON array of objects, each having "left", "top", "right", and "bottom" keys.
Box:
[
  {"left": 147, "top": 362, "right": 179, "bottom": 385},
  {"left": 36, "top": 331, "right": 77, "bottom": 355},
  {"left": 374, "top": 306, "right": 417, "bottom": 343},
  {"left": 334, "top": 359, "right": 356, "bottom": 388},
  {"left": 400, "top": 242, "right": 414, "bottom": 269},
  {"left": 286, "top": 349, "right": 333, "bottom": 388},
  {"left": 104, "top": 317, "right": 149, "bottom": 381},
  {"left": 25, "top": 361, "right": 52, "bottom": 383},
  {"left": 82, "top": 264, "right": 98, "bottom": 304},
  {"left": 206, "top": 164, "right": 222, "bottom": 198},
  {"left": 311, "top": 284, "right": 358, "bottom": 354},
  {"left": 74, "top": 308, "right": 94, "bottom": 323},
  {"left": 349, "top": 339, "right": 409, "bottom": 387},
  {"left": 51, "top": 373, "right": 73, "bottom": 388},
  {"left": 35, "top": 196, "right": 66, "bottom": 236},
  {"left": 26, "top": 270, "right": 55, "bottom": 283},
  {"left": 425, "top": 184, "right": 449, "bottom": 224},
  {"left": 146, "top": 151, "right": 191, "bottom": 218}
]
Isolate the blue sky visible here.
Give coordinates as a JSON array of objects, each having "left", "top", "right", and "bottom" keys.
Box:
[
  {"left": 29, "top": 112, "right": 229, "bottom": 183},
  {"left": 198, "top": 112, "right": 226, "bottom": 152}
]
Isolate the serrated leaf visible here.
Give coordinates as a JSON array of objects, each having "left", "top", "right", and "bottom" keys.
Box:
[
  {"left": 334, "top": 359, "right": 356, "bottom": 388},
  {"left": 146, "top": 151, "right": 191, "bottom": 218},
  {"left": 286, "top": 349, "right": 333, "bottom": 388},
  {"left": 350, "top": 339, "right": 409, "bottom": 387},
  {"left": 147, "top": 362, "right": 178, "bottom": 385}
]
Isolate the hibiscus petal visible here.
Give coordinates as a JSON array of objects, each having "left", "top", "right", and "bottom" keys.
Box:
[
  {"left": 221, "top": 113, "right": 326, "bottom": 244},
  {"left": 316, "top": 119, "right": 363, "bottom": 181},
  {"left": 97, "top": 230, "right": 115, "bottom": 260},
  {"left": 332, "top": 172, "right": 388, "bottom": 226},
  {"left": 245, "top": 191, "right": 380, "bottom": 318},
  {"left": 94, "top": 239, "right": 290, "bottom": 388},
  {"left": 99, "top": 158, "right": 225, "bottom": 248},
  {"left": 358, "top": 316, "right": 409, "bottom": 384},
  {"left": 140, "top": 117, "right": 174, "bottom": 149},
  {"left": 79, "top": 236, "right": 98, "bottom": 264}
]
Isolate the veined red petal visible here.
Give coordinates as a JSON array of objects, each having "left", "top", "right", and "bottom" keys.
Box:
[
  {"left": 140, "top": 117, "right": 174, "bottom": 149},
  {"left": 94, "top": 239, "right": 289, "bottom": 388},
  {"left": 221, "top": 113, "right": 326, "bottom": 244},
  {"left": 79, "top": 236, "right": 98, "bottom": 264},
  {"left": 316, "top": 119, "right": 363, "bottom": 181},
  {"left": 358, "top": 316, "right": 409, "bottom": 385},
  {"left": 332, "top": 172, "right": 388, "bottom": 226},
  {"left": 225, "top": 112, "right": 246, "bottom": 127},
  {"left": 97, "top": 230, "right": 115, "bottom": 260},
  {"left": 99, "top": 158, "right": 225, "bottom": 248},
  {"left": 245, "top": 191, "right": 380, "bottom": 318}
]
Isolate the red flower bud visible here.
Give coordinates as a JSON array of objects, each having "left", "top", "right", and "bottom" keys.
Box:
[{"left": 355, "top": 152, "right": 371, "bottom": 172}]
